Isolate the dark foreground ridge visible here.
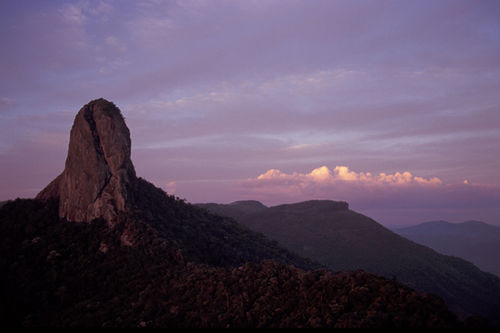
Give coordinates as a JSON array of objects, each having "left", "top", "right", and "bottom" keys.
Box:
[
  {"left": 0, "top": 99, "right": 473, "bottom": 327},
  {"left": 0, "top": 199, "right": 463, "bottom": 327}
]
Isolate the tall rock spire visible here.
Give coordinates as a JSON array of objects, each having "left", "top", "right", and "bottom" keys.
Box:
[{"left": 37, "top": 98, "right": 137, "bottom": 224}]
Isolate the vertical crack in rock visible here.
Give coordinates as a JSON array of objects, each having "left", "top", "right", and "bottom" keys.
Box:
[
  {"left": 83, "top": 106, "right": 112, "bottom": 203},
  {"left": 83, "top": 105, "right": 106, "bottom": 165}
]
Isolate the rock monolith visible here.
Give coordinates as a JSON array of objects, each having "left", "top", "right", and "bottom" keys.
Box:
[{"left": 37, "top": 98, "right": 137, "bottom": 224}]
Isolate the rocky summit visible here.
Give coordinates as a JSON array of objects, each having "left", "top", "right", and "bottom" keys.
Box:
[{"left": 36, "top": 98, "right": 137, "bottom": 224}]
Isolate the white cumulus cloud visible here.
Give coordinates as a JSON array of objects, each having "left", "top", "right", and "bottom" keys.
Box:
[{"left": 253, "top": 165, "right": 442, "bottom": 187}]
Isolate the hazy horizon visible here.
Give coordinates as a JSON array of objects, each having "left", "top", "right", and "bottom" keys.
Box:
[{"left": 1, "top": 0, "right": 499, "bottom": 226}]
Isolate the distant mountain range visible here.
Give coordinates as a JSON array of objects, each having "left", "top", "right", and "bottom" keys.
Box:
[
  {"left": 197, "top": 200, "right": 500, "bottom": 321},
  {"left": 391, "top": 221, "right": 500, "bottom": 278}
]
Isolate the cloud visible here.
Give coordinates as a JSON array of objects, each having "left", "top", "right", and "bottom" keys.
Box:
[
  {"left": 0, "top": 97, "right": 15, "bottom": 113},
  {"left": 104, "top": 35, "right": 127, "bottom": 53},
  {"left": 254, "top": 165, "right": 442, "bottom": 187},
  {"left": 235, "top": 165, "right": 500, "bottom": 225},
  {"left": 59, "top": 0, "right": 114, "bottom": 25},
  {"left": 164, "top": 181, "right": 176, "bottom": 195},
  {"left": 0, "top": 136, "right": 67, "bottom": 200},
  {"left": 59, "top": 3, "right": 87, "bottom": 25},
  {"left": 239, "top": 165, "right": 445, "bottom": 206}
]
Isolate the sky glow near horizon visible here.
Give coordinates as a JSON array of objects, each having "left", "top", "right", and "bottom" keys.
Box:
[{"left": 1, "top": 0, "right": 500, "bottom": 225}]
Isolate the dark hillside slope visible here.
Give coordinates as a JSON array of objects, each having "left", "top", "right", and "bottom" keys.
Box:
[
  {"left": 198, "top": 200, "right": 500, "bottom": 321},
  {"left": 132, "top": 178, "right": 319, "bottom": 269},
  {"left": 0, "top": 199, "right": 462, "bottom": 328}
]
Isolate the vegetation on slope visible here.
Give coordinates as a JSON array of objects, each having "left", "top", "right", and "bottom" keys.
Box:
[
  {"left": 0, "top": 195, "right": 465, "bottom": 328},
  {"left": 198, "top": 200, "right": 500, "bottom": 322}
]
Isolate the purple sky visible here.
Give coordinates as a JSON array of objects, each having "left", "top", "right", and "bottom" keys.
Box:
[{"left": 1, "top": 0, "right": 500, "bottom": 226}]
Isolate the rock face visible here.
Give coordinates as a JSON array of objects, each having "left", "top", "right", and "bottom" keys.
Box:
[{"left": 37, "top": 98, "right": 137, "bottom": 224}]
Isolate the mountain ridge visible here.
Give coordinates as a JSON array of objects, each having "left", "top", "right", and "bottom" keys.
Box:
[
  {"left": 392, "top": 220, "right": 500, "bottom": 278},
  {"left": 197, "top": 200, "right": 500, "bottom": 322}
]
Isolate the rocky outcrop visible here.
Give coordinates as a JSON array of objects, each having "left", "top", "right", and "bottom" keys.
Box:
[{"left": 37, "top": 98, "right": 137, "bottom": 224}]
